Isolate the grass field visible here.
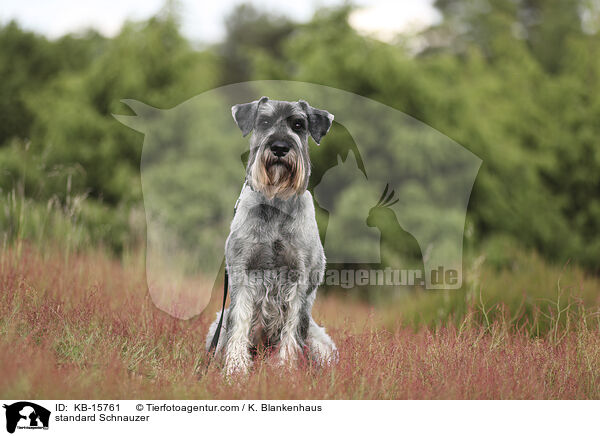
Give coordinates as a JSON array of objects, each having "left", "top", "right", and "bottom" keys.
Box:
[{"left": 1, "top": 243, "right": 600, "bottom": 399}]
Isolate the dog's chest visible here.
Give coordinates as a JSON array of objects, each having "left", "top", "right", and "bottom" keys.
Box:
[
  {"left": 244, "top": 203, "right": 306, "bottom": 271},
  {"left": 227, "top": 189, "right": 321, "bottom": 276}
]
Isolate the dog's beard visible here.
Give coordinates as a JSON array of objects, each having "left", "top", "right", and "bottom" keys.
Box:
[{"left": 251, "top": 149, "right": 306, "bottom": 200}]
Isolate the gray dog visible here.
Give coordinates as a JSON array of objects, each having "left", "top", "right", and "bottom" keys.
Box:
[{"left": 205, "top": 96, "right": 338, "bottom": 374}]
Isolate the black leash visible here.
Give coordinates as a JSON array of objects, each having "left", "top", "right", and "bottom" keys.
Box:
[
  {"left": 205, "top": 180, "right": 248, "bottom": 368},
  {"left": 206, "top": 267, "right": 228, "bottom": 357}
]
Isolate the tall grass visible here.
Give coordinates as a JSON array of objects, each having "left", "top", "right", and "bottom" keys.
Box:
[
  {"left": 0, "top": 140, "right": 144, "bottom": 261},
  {"left": 1, "top": 244, "right": 600, "bottom": 399},
  {"left": 1, "top": 181, "right": 90, "bottom": 262},
  {"left": 389, "top": 250, "right": 600, "bottom": 336}
]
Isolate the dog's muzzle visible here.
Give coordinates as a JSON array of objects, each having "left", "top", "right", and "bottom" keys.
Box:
[{"left": 251, "top": 136, "right": 305, "bottom": 200}]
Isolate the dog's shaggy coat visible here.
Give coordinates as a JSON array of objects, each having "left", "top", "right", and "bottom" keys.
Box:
[{"left": 206, "top": 97, "right": 337, "bottom": 373}]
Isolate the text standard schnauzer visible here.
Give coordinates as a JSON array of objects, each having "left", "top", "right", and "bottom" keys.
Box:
[{"left": 206, "top": 97, "right": 338, "bottom": 374}]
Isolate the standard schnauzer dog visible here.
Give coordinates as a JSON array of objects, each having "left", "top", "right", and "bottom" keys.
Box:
[{"left": 205, "top": 96, "right": 338, "bottom": 374}]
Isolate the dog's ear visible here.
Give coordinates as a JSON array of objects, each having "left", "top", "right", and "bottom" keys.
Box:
[
  {"left": 299, "top": 100, "right": 334, "bottom": 145},
  {"left": 231, "top": 96, "right": 269, "bottom": 137}
]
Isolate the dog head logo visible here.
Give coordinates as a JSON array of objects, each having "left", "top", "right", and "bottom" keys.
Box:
[
  {"left": 3, "top": 402, "right": 50, "bottom": 434},
  {"left": 114, "top": 81, "right": 481, "bottom": 319}
]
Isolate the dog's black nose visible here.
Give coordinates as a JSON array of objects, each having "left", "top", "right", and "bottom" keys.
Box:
[{"left": 270, "top": 141, "right": 290, "bottom": 157}]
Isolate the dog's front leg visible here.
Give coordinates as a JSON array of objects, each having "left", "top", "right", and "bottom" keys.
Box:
[
  {"left": 278, "top": 283, "right": 306, "bottom": 366},
  {"left": 224, "top": 283, "right": 255, "bottom": 375}
]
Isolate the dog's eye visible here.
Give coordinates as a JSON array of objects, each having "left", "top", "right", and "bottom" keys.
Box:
[
  {"left": 292, "top": 119, "right": 305, "bottom": 132},
  {"left": 259, "top": 119, "right": 271, "bottom": 128}
]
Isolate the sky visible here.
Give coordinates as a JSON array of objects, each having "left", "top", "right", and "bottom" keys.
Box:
[{"left": 0, "top": 0, "right": 441, "bottom": 43}]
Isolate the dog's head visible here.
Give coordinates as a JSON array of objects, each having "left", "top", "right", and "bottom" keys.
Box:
[{"left": 232, "top": 97, "right": 334, "bottom": 199}]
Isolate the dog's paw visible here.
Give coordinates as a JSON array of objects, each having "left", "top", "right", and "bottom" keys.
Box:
[
  {"left": 277, "top": 342, "right": 301, "bottom": 367},
  {"left": 224, "top": 353, "right": 252, "bottom": 375},
  {"left": 307, "top": 320, "right": 338, "bottom": 366},
  {"left": 308, "top": 338, "right": 338, "bottom": 366}
]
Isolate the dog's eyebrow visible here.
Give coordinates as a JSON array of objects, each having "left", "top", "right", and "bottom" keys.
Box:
[
  {"left": 289, "top": 110, "right": 307, "bottom": 118},
  {"left": 258, "top": 102, "right": 277, "bottom": 117},
  {"left": 257, "top": 114, "right": 274, "bottom": 122}
]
